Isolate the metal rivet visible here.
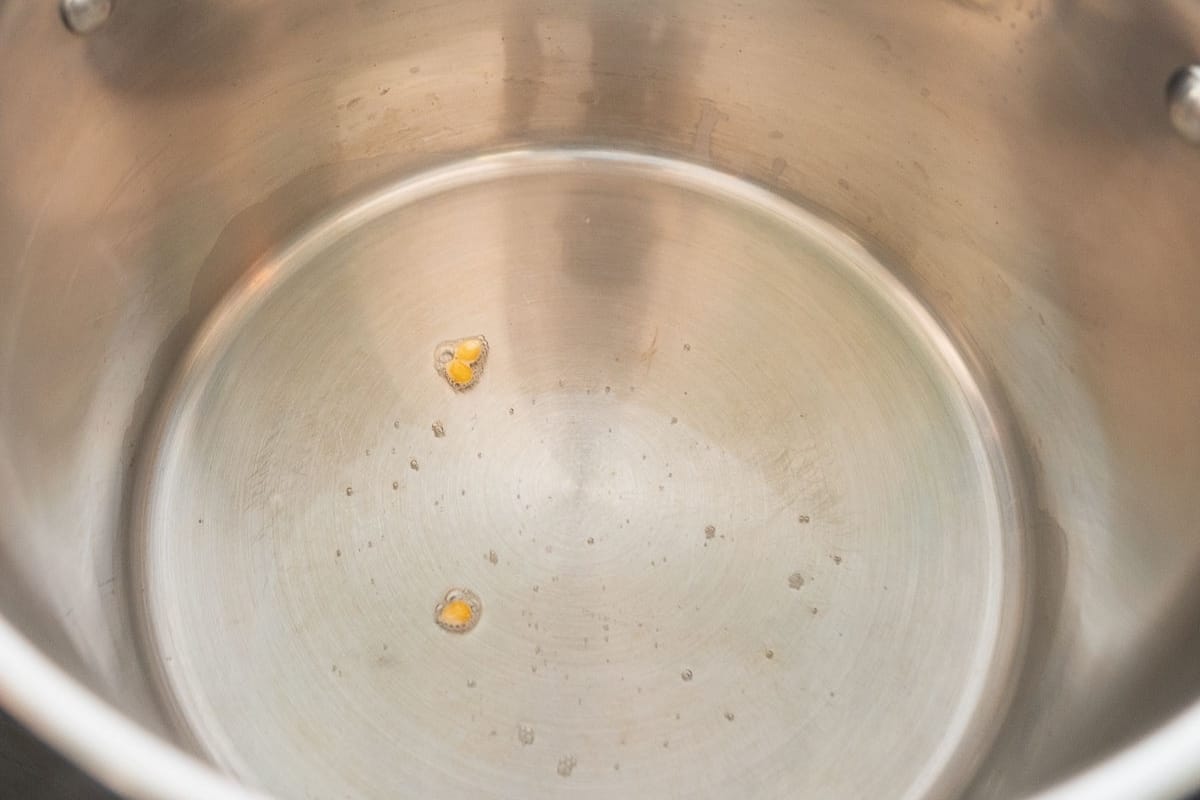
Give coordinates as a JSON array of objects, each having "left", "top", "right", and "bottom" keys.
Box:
[
  {"left": 61, "top": 0, "right": 112, "bottom": 35},
  {"left": 1167, "top": 65, "right": 1200, "bottom": 144}
]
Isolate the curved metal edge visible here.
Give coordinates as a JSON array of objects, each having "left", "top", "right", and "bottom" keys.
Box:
[
  {"left": 1023, "top": 702, "right": 1200, "bottom": 800},
  {"left": 0, "top": 616, "right": 268, "bottom": 800}
]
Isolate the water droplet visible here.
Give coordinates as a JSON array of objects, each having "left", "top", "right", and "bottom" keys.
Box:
[
  {"left": 409, "top": 459, "right": 420, "bottom": 471},
  {"left": 681, "top": 668, "right": 693, "bottom": 681},
  {"left": 557, "top": 755, "right": 577, "bottom": 777},
  {"left": 788, "top": 572, "right": 806, "bottom": 590},
  {"left": 432, "top": 421, "right": 445, "bottom": 438},
  {"left": 518, "top": 724, "right": 535, "bottom": 745},
  {"left": 704, "top": 525, "right": 716, "bottom": 540}
]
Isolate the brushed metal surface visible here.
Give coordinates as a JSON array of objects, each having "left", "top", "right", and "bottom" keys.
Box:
[
  {"left": 0, "top": 2, "right": 1198, "bottom": 799},
  {"left": 133, "top": 151, "right": 1021, "bottom": 799}
]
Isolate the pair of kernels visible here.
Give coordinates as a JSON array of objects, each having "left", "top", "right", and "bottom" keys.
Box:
[
  {"left": 436, "top": 335, "right": 488, "bottom": 391},
  {"left": 431, "top": 336, "right": 488, "bottom": 635}
]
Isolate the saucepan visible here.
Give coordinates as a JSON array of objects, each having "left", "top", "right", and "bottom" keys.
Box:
[{"left": 2, "top": 1, "right": 1199, "bottom": 798}]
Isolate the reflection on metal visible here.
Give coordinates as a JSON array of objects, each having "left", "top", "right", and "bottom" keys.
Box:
[
  {"left": 1168, "top": 65, "right": 1200, "bottom": 144},
  {"left": 60, "top": 0, "right": 112, "bottom": 35}
]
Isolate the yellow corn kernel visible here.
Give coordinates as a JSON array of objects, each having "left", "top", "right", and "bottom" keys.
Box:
[
  {"left": 445, "top": 358, "right": 474, "bottom": 386},
  {"left": 435, "top": 588, "right": 482, "bottom": 633},
  {"left": 454, "top": 338, "right": 485, "bottom": 364},
  {"left": 437, "top": 600, "right": 474, "bottom": 627}
]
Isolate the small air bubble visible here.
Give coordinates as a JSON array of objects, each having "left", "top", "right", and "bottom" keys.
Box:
[
  {"left": 392, "top": 480, "right": 399, "bottom": 490},
  {"left": 393, "top": 420, "right": 400, "bottom": 429},
  {"left": 345, "top": 486, "right": 354, "bottom": 496},
  {"left": 587, "top": 537, "right": 595, "bottom": 545},
  {"left": 410, "top": 459, "right": 419, "bottom": 471},
  {"left": 466, "top": 679, "right": 476, "bottom": 688},
  {"left": 724, "top": 711, "right": 735, "bottom": 721},
  {"left": 765, "top": 649, "right": 774, "bottom": 659},
  {"left": 683, "top": 343, "right": 691, "bottom": 351},
  {"left": 798, "top": 514, "right": 811, "bottom": 524},
  {"left": 518, "top": 724, "right": 535, "bottom": 745},
  {"left": 681, "top": 668, "right": 693, "bottom": 682},
  {"left": 432, "top": 421, "right": 445, "bottom": 438}
]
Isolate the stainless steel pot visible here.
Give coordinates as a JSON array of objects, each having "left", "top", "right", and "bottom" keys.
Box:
[{"left": 2, "top": 2, "right": 1199, "bottom": 798}]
